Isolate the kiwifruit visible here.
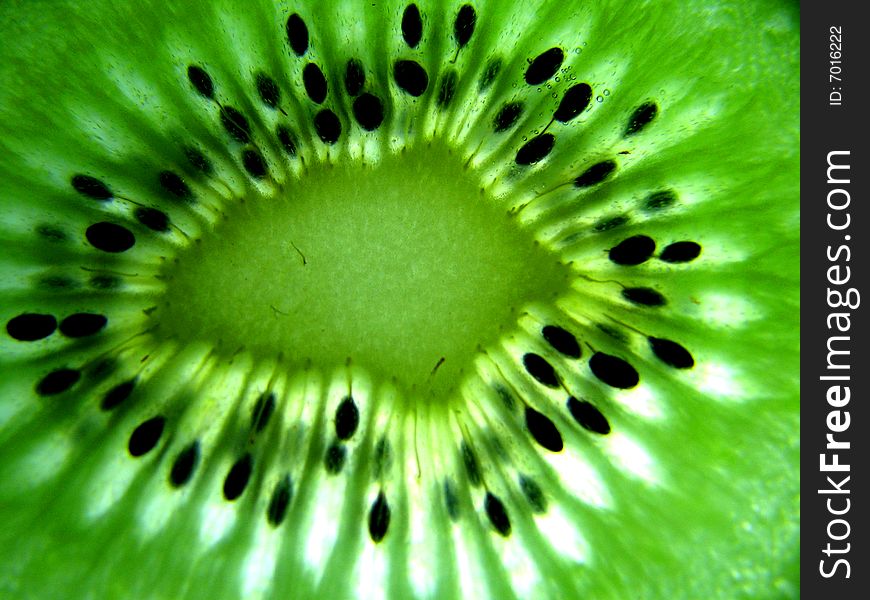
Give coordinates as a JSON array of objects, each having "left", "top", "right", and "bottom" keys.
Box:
[{"left": 0, "top": 1, "right": 798, "bottom": 599}]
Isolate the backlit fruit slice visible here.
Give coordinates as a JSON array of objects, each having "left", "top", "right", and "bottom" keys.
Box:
[{"left": 0, "top": 1, "right": 798, "bottom": 599}]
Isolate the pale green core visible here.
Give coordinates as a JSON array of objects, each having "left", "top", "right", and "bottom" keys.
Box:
[{"left": 157, "top": 143, "right": 570, "bottom": 399}]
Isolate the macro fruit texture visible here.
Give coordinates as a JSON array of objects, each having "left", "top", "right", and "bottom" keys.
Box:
[{"left": 0, "top": 1, "right": 798, "bottom": 599}]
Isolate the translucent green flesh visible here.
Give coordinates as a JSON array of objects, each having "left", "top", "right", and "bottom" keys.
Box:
[
  {"left": 158, "top": 143, "right": 570, "bottom": 399},
  {"left": 0, "top": 1, "right": 799, "bottom": 599}
]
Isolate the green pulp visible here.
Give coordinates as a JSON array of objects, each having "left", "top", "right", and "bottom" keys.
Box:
[{"left": 158, "top": 143, "right": 569, "bottom": 398}]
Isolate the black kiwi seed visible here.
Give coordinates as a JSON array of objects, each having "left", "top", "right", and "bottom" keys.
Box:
[
  {"left": 286, "top": 14, "right": 309, "bottom": 57},
  {"left": 39, "top": 276, "right": 75, "bottom": 290},
  {"left": 622, "top": 287, "right": 666, "bottom": 307},
  {"left": 373, "top": 437, "right": 391, "bottom": 479},
  {"left": 86, "top": 222, "right": 135, "bottom": 253},
  {"left": 368, "top": 491, "right": 391, "bottom": 543},
  {"left": 128, "top": 416, "right": 166, "bottom": 457},
  {"left": 495, "top": 385, "right": 515, "bottom": 411},
  {"left": 344, "top": 59, "right": 365, "bottom": 96},
  {"left": 453, "top": 4, "right": 476, "bottom": 48},
  {"left": 158, "top": 170, "right": 193, "bottom": 200},
  {"left": 39, "top": 276, "right": 72, "bottom": 289},
  {"left": 589, "top": 352, "right": 640, "bottom": 389},
  {"left": 251, "top": 392, "right": 276, "bottom": 433},
  {"left": 484, "top": 492, "right": 511, "bottom": 537},
  {"left": 643, "top": 190, "right": 677, "bottom": 211},
  {"left": 352, "top": 93, "right": 385, "bottom": 131},
  {"left": 567, "top": 396, "right": 611, "bottom": 435},
  {"left": 554, "top": 83, "right": 593, "bottom": 123},
  {"left": 184, "top": 147, "right": 212, "bottom": 175},
  {"left": 59, "top": 313, "right": 107, "bottom": 337},
  {"left": 90, "top": 275, "right": 120, "bottom": 290},
  {"left": 169, "top": 441, "right": 200, "bottom": 487},
  {"left": 335, "top": 396, "right": 360, "bottom": 441},
  {"left": 624, "top": 101, "right": 658, "bottom": 136},
  {"left": 437, "top": 71, "right": 458, "bottom": 109},
  {"left": 660, "top": 241, "right": 702, "bottom": 263},
  {"left": 522, "top": 353, "right": 560, "bottom": 388},
  {"left": 461, "top": 441, "right": 482, "bottom": 487},
  {"left": 542, "top": 325, "right": 581, "bottom": 359},
  {"left": 36, "top": 368, "right": 80, "bottom": 396},
  {"left": 525, "top": 47, "right": 564, "bottom": 85},
  {"left": 219, "top": 106, "right": 252, "bottom": 143},
  {"left": 649, "top": 337, "right": 695, "bottom": 369},
  {"left": 401, "top": 4, "right": 423, "bottom": 48},
  {"left": 6, "top": 313, "right": 57, "bottom": 341},
  {"left": 303, "top": 63, "right": 328, "bottom": 104},
  {"left": 101, "top": 379, "right": 135, "bottom": 411},
  {"left": 479, "top": 58, "right": 501, "bottom": 90},
  {"left": 574, "top": 160, "right": 617, "bottom": 188},
  {"left": 393, "top": 60, "right": 428, "bottom": 96},
  {"left": 314, "top": 109, "right": 342, "bottom": 144},
  {"left": 597, "top": 324, "right": 627, "bottom": 343},
  {"left": 242, "top": 149, "right": 268, "bottom": 179},
  {"left": 255, "top": 72, "right": 281, "bottom": 108},
  {"left": 186, "top": 65, "right": 214, "bottom": 99},
  {"left": 136, "top": 207, "right": 170, "bottom": 232},
  {"left": 223, "top": 453, "right": 253, "bottom": 500},
  {"left": 519, "top": 475, "right": 548, "bottom": 513},
  {"left": 276, "top": 126, "right": 298, "bottom": 156},
  {"left": 38, "top": 276, "right": 67, "bottom": 291},
  {"left": 324, "top": 442, "right": 346, "bottom": 474},
  {"left": 594, "top": 215, "right": 629, "bottom": 232},
  {"left": 267, "top": 475, "right": 293, "bottom": 527},
  {"left": 443, "top": 479, "right": 460, "bottom": 520},
  {"left": 71, "top": 174, "right": 112, "bottom": 200},
  {"left": 515, "top": 134, "right": 555, "bottom": 165},
  {"left": 41, "top": 277, "right": 73, "bottom": 290},
  {"left": 36, "top": 226, "right": 66, "bottom": 242},
  {"left": 90, "top": 358, "right": 117, "bottom": 380},
  {"left": 609, "top": 235, "right": 656, "bottom": 266},
  {"left": 493, "top": 102, "right": 522, "bottom": 133},
  {"left": 525, "top": 407, "right": 564, "bottom": 452},
  {"left": 41, "top": 275, "right": 74, "bottom": 289}
]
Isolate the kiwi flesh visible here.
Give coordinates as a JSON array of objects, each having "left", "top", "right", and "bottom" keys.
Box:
[{"left": 0, "top": 1, "right": 799, "bottom": 599}]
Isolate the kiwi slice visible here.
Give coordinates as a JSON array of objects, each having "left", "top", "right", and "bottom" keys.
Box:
[{"left": 0, "top": 0, "right": 798, "bottom": 598}]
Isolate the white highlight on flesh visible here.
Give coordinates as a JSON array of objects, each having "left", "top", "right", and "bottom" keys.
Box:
[
  {"left": 11, "top": 433, "right": 71, "bottom": 490},
  {"left": 0, "top": 393, "right": 26, "bottom": 432},
  {"left": 303, "top": 476, "right": 344, "bottom": 578},
  {"left": 605, "top": 432, "right": 659, "bottom": 484},
  {"left": 693, "top": 361, "right": 746, "bottom": 400},
  {"left": 241, "top": 527, "right": 278, "bottom": 600},
  {"left": 453, "top": 527, "right": 487, "bottom": 599},
  {"left": 87, "top": 454, "right": 138, "bottom": 521},
  {"left": 698, "top": 292, "right": 763, "bottom": 327},
  {"left": 536, "top": 506, "right": 589, "bottom": 563},
  {"left": 348, "top": 137, "right": 384, "bottom": 166},
  {"left": 199, "top": 497, "right": 237, "bottom": 548},
  {"left": 408, "top": 489, "right": 436, "bottom": 598},
  {"left": 137, "top": 486, "right": 176, "bottom": 539},
  {"left": 616, "top": 384, "right": 663, "bottom": 420},
  {"left": 500, "top": 538, "right": 541, "bottom": 598},
  {"left": 547, "top": 448, "right": 611, "bottom": 508},
  {"left": 357, "top": 537, "right": 388, "bottom": 600}
]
